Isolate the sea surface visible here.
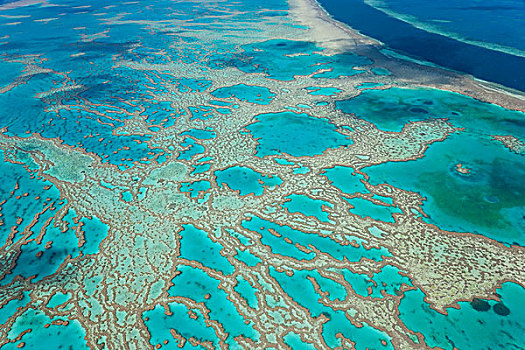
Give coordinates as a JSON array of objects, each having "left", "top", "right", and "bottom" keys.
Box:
[
  {"left": 318, "top": 0, "right": 525, "bottom": 91},
  {"left": 0, "top": 0, "right": 523, "bottom": 348}
]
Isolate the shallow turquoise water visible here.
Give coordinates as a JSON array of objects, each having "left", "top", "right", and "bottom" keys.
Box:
[
  {"left": 337, "top": 87, "right": 525, "bottom": 135},
  {"left": 337, "top": 87, "right": 525, "bottom": 245},
  {"left": 167, "top": 266, "right": 259, "bottom": 345},
  {"left": 345, "top": 196, "right": 402, "bottom": 223},
  {"left": 246, "top": 111, "right": 352, "bottom": 157},
  {"left": 243, "top": 216, "right": 390, "bottom": 262},
  {"left": 283, "top": 194, "right": 333, "bottom": 223},
  {"left": 179, "top": 224, "right": 233, "bottom": 274},
  {"left": 46, "top": 292, "right": 71, "bottom": 309},
  {"left": 3, "top": 309, "right": 88, "bottom": 349},
  {"left": 366, "top": 133, "right": 525, "bottom": 246},
  {"left": 234, "top": 248, "right": 262, "bottom": 267},
  {"left": 144, "top": 302, "right": 218, "bottom": 349},
  {"left": 232, "top": 39, "right": 371, "bottom": 81},
  {"left": 283, "top": 332, "right": 316, "bottom": 349},
  {"left": 399, "top": 282, "right": 525, "bottom": 350},
  {"left": 270, "top": 267, "right": 394, "bottom": 349},
  {"left": 1, "top": 209, "right": 108, "bottom": 285},
  {"left": 234, "top": 277, "right": 258, "bottom": 309},
  {"left": 342, "top": 265, "right": 411, "bottom": 298},
  {"left": 356, "top": 82, "right": 385, "bottom": 89},
  {"left": 322, "top": 166, "right": 369, "bottom": 194},
  {"left": 0, "top": 292, "right": 30, "bottom": 325},
  {"left": 211, "top": 84, "right": 275, "bottom": 105},
  {"left": 305, "top": 86, "right": 342, "bottom": 96},
  {"left": 215, "top": 166, "right": 282, "bottom": 196},
  {"left": 180, "top": 180, "right": 212, "bottom": 198}
]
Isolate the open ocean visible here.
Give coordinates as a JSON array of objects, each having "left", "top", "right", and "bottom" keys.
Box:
[{"left": 318, "top": 0, "right": 525, "bottom": 91}]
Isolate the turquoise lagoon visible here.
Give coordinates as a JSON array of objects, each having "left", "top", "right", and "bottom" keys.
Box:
[
  {"left": 246, "top": 111, "right": 352, "bottom": 157},
  {"left": 230, "top": 39, "right": 371, "bottom": 81},
  {"left": 215, "top": 166, "right": 282, "bottom": 196},
  {"left": 211, "top": 84, "right": 275, "bottom": 105},
  {"left": 2, "top": 309, "right": 88, "bottom": 350},
  {"left": 336, "top": 87, "right": 525, "bottom": 135},
  {"left": 399, "top": 282, "right": 525, "bottom": 350},
  {"left": 366, "top": 133, "right": 525, "bottom": 245},
  {"left": 341, "top": 88, "right": 525, "bottom": 245}
]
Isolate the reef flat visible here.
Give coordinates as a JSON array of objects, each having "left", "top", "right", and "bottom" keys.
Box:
[{"left": 0, "top": 0, "right": 523, "bottom": 349}]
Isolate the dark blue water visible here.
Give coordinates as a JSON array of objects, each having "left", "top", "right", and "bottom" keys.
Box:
[
  {"left": 317, "top": 0, "right": 525, "bottom": 92},
  {"left": 369, "top": 0, "right": 525, "bottom": 54}
]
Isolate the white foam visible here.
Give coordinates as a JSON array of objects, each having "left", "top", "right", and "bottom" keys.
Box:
[{"left": 379, "top": 48, "right": 441, "bottom": 68}]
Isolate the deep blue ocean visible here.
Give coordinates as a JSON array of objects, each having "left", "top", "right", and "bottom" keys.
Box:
[{"left": 318, "top": 0, "right": 525, "bottom": 91}]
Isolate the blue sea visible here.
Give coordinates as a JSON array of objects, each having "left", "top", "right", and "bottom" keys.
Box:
[
  {"left": 318, "top": 0, "right": 525, "bottom": 91},
  {"left": 367, "top": 0, "right": 525, "bottom": 55},
  {"left": 0, "top": 0, "right": 523, "bottom": 348}
]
